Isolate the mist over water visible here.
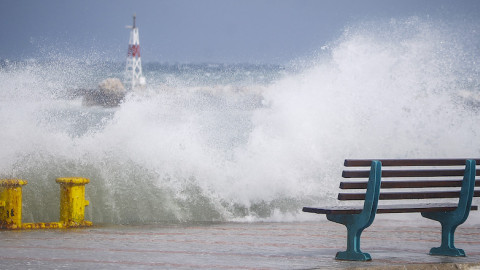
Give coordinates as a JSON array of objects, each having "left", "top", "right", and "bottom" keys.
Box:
[{"left": 1, "top": 17, "right": 479, "bottom": 224}]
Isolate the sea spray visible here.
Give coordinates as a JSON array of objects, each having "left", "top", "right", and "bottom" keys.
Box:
[{"left": 1, "top": 17, "right": 479, "bottom": 224}]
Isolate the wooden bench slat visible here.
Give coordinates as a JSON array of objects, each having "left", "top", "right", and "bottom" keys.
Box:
[
  {"left": 342, "top": 169, "right": 478, "bottom": 178},
  {"left": 303, "top": 203, "right": 478, "bottom": 215},
  {"left": 338, "top": 190, "right": 480, "bottom": 200},
  {"left": 340, "top": 180, "right": 480, "bottom": 189},
  {"left": 344, "top": 159, "right": 480, "bottom": 167}
]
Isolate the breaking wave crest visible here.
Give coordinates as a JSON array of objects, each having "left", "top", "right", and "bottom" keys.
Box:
[{"left": 1, "top": 17, "right": 479, "bottom": 224}]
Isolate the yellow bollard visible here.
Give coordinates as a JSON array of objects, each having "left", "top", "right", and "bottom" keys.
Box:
[
  {"left": 56, "top": 177, "right": 92, "bottom": 227},
  {"left": 0, "top": 179, "right": 27, "bottom": 229}
]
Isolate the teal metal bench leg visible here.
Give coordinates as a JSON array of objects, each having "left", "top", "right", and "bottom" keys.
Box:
[
  {"left": 428, "top": 221, "right": 464, "bottom": 256},
  {"left": 421, "top": 159, "right": 476, "bottom": 257},
  {"left": 334, "top": 222, "right": 371, "bottom": 261},
  {"left": 327, "top": 161, "right": 382, "bottom": 261}
]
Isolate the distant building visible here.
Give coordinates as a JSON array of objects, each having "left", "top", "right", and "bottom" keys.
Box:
[{"left": 125, "top": 14, "right": 146, "bottom": 90}]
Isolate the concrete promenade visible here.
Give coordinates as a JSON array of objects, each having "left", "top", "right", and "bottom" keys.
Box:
[{"left": 0, "top": 216, "right": 479, "bottom": 269}]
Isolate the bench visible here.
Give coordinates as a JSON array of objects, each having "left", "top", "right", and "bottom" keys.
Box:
[{"left": 302, "top": 159, "right": 479, "bottom": 261}]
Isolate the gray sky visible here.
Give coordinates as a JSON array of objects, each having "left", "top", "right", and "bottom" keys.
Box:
[{"left": 1, "top": 0, "right": 479, "bottom": 64}]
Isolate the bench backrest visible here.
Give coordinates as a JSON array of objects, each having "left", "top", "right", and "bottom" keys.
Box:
[{"left": 340, "top": 159, "right": 479, "bottom": 203}]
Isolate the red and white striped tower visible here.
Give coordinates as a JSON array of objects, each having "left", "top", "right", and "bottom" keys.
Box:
[{"left": 125, "top": 14, "right": 146, "bottom": 90}]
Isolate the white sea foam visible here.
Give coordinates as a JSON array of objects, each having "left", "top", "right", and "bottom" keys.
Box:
[{"left": 1, "top": 17, "right": 479, "bottom": 224}]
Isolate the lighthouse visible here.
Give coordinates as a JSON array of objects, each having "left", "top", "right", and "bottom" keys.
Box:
[{"left": 125, "top": 14, "right": 146, "bottom": 90}]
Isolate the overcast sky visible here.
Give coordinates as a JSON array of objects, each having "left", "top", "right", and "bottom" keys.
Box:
[{"left": 1, "top": 0, "right": 479, "bottom": 64}]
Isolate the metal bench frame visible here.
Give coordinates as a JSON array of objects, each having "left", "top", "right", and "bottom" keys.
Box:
[{"left": 303, "top": 159, "right": 477, "bottom": 261}]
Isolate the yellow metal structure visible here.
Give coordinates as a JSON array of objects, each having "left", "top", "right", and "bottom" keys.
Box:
[
  {"left": 22, "top": 222, "right": 65, "bottom": 229},
  {"left": 56, "top": 177, "right": 92, "bottom": 227},
  {"left": 0, "top": 177, "right": 92, "bottom": 230},
  {"left": 0, "top": 179, "right": 28, "bottom": 229}
]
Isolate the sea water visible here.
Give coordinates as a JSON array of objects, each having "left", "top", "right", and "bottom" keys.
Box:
[{"left": 1, "top": 17, "right": 480, "bottom": 226}]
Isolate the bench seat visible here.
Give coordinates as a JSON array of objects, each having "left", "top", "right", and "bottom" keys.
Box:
[{"left": 303, "top": 203, "right": 478, "bottom": 215}]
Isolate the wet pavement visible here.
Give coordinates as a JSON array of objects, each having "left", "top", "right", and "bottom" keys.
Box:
[{"left": 0, "top": 216, "right": 479, "bottom": 269}]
